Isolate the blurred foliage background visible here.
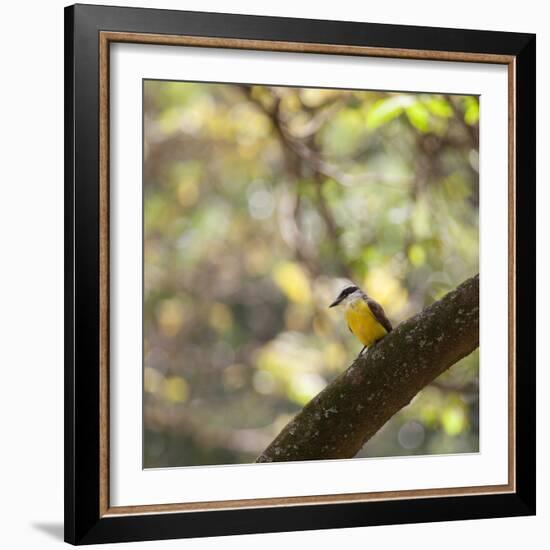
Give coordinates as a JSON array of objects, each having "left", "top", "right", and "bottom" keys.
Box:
[{"left": 143, "top": 80, "right": 479, "bottom": 468}]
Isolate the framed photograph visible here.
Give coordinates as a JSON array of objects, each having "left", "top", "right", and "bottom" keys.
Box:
[{"left": 64, "top": 4, "right": 536, "bottom": 545}]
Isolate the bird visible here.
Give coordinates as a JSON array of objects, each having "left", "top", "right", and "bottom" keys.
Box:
[{"left": 329, "top": 285, "right": 392, "bottom": 355}]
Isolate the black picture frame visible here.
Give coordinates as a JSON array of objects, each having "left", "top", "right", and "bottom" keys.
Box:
[{"left": 65, "top": 3, "right": 536, "bottom": 545}]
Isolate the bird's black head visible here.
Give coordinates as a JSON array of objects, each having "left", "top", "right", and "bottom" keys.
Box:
[{"left": 329, "top": 285, "right": 359, "bottom": 308}]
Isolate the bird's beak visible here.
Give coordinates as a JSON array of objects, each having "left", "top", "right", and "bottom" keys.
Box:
[{"left": 329, "top": 298, "right": 342, "bottom": 308}]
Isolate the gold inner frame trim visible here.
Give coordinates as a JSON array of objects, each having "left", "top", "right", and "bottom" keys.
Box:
[{"left": 98, "top": 31, "right": 517, "bottom": 517}]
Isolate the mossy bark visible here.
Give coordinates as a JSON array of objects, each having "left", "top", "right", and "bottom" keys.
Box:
[{"left": 257, "top": 274, "right": 479, "bottom": 463}]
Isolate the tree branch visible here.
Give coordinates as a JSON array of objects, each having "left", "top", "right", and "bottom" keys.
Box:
[{"left": 257, "top": 274, "right": 479, "bottom": 463}]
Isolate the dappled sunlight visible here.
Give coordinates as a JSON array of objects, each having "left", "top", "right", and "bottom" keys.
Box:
[{"left": 143, "top": 80, "right": 479, "bottom": 467}]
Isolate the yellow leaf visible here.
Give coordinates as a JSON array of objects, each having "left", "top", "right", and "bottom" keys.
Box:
[
  {"left": 441, "top": 404, "right": 467, "bottom": 436},
  {"left": 272, "top": 262, "right": 312, "bottom": 304},
  {"left": 363, "top": 267, "right": 408, "bottom": 317},
  {"left": 408, "top": 244, "right": 427, "bottom": 266},
  {"left": 163, "top": 376, "right": 190, "bottom": 403}
]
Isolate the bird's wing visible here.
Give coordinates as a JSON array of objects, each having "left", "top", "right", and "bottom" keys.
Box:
[{"left": 365, "top": 297, "right": 393, "bottom": 333}]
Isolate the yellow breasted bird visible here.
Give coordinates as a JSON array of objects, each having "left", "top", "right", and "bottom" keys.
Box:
[{"left": 329, "top": 285, "right": 392, "bottom": 355}]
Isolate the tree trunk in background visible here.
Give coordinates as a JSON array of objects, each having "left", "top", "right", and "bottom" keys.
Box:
[{"left": 257, "top": 274, "right": 479, "bottom": 463}]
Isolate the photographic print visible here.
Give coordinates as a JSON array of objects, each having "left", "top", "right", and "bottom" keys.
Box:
[
  {"left": 65, "top": 7, "right": 535, "bottom": 543},
  {"left": 143, "top": 81, "right": 480, "bottom": 469}
]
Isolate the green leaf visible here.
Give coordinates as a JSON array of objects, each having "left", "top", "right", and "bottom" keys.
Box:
[
  {"left": 405, "top": 102, "right": 431, "bottom": 133},
  {"left": 408, "top": 244, "right": 427, "bottom": 266},
  {"left": 366, "top": 95, "right": 413, "bottom": 129},
  {"left": 441, "top": 403, "right": 467, "bottom": 436},
  {"left": 424, "top": 97, "right": 454, "bottom": 118},
  {"left": 463, "top": 96, "right": 479, "bottom": 125}
]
